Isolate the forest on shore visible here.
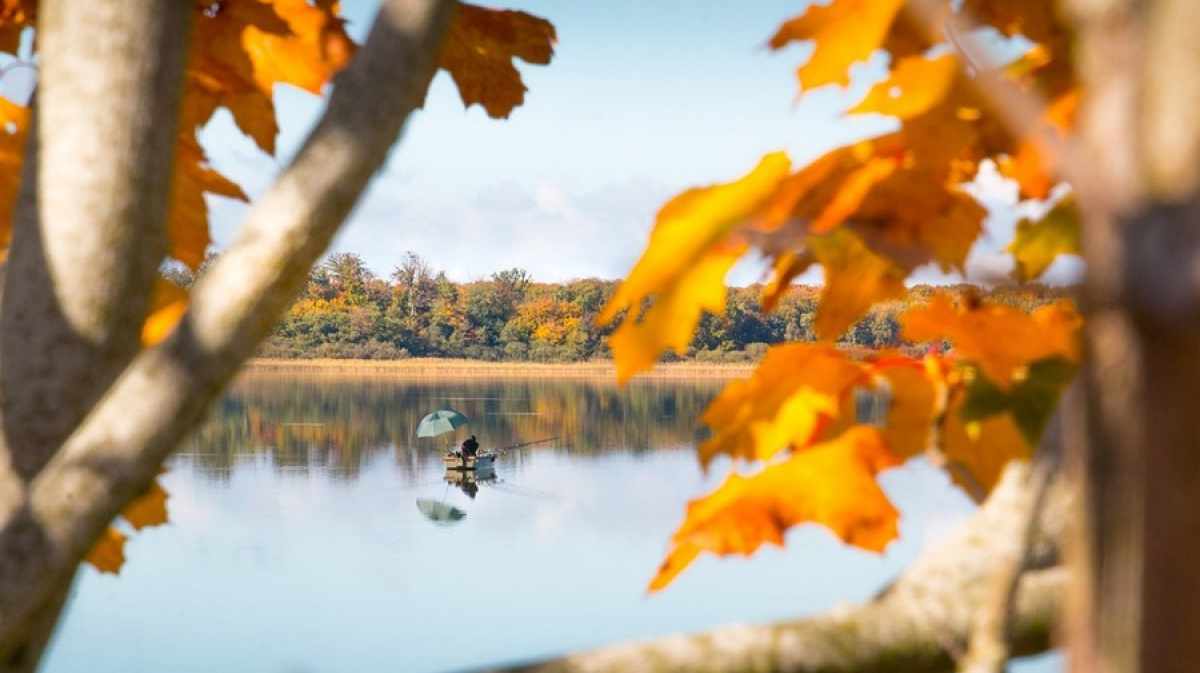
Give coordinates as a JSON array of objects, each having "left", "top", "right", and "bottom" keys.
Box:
[{"left": 168, "top": 251, "right": 1071, "bottom": 363}]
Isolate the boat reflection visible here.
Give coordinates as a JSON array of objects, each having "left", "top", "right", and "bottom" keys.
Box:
[{"left": 444, "top": 466, "right": 497, "bottom": 500}]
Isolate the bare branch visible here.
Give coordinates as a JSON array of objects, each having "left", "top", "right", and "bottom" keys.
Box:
[{"left": 479, "top": 460, "right": 1067, "bottom": 673}]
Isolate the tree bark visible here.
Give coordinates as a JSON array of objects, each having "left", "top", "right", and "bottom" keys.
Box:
[
  {"left": 1062, "top": 1, "right": 1200, "bottom": 671},
  {"left": 0, "top": 1, "right": 458, "bottom": 669},
  {"left": 0, "top": 0, "right": 191, "bottom": 481},
  {"left": 477, "top": 460, "right": 1067, "bottom": 673}
]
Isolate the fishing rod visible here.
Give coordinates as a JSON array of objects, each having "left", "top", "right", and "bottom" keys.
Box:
[{"left": 492, "top": 436, "right": 558, "bottom": 454}]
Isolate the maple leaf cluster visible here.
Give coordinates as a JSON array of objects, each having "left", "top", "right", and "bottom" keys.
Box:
[
  {"left": 0, "top": 0, "right": 554, "bottom": 573},
  {"left": 596, "top": 0, "right": 1085, "bottom": 589}
]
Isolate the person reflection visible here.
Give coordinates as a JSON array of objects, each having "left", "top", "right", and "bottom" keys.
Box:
[
  {"left": 444, "top": 469, "right": 488, "bottom": 499},
  {"left": 461, "top": 479, "right": 479, "bottom": 499}
]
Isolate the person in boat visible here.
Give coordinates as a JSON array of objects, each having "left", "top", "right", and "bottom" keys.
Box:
[{"left": 461, "top": 435, "right": 480, "bottom": 459}]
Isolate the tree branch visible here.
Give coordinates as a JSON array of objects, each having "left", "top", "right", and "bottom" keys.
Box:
[
  {"left": 478, "top": 460, "right": 1068, "bottom": 673},
  {"left": 0, "top": 0, "right": 457, "bottom": 664}
]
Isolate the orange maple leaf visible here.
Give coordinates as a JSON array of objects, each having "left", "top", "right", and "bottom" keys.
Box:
[
  {"left": 649, "top": 427, "right": 901, "bottom": 591},
  {"left": 436, "top": 3, "right": 556, "bottom": 119},
  {"left": 185, "top": 0, "right": 356, "bottom": 153},
  {"left": 84, "top": 526, "right": 127, "bottom": 574},
  {"left": 821, "top": 354, "right": 941, "bottom": 461},
  {"left": 850, "top": 54, "right": 960, "bottom": 121},
  {"left": 170, "top": 138, "right": 249, "bottom": 271},
  {"left": 122, "top": 476, "right": 171, "bottom": 530},
  {"left": 808, "top": 228, "right": 908, "bottom": 341},
  {"left": 0, "top": 95, "right": 28, "bottom": 255},
  {"left": 0, "top": 0, "right": 34, "bottom": 55},
  {"left": 942, "top": 394, "right": 1033, "bottom": 500},
  {"left": 698, "top": 343, "right": 867, "bottom": 466},
  {"left": 900, "top": 293, "right": 1081, "bottom": 389},
  {"left": 599, "top": 153, "right": 792, "bottom": 383},
  {"left": 142, "top": 279, "right": 190, "bottom": 346},
  {"left": 997, "top": 89, "right": 1079, "bottom": 200},
  {"left": 768, "top": 0, "right": 905, "bottom": 90}
]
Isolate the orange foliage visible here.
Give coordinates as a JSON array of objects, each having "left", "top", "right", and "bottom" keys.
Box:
[
  {"left": 437, "top": 4, "right": 556, "bottom": 119},
  {"left": 601, "top": 1, "right": 1085, "bottom": 589},
  {"left": 650, "top": 427, "right": 901, "bottom": 591},
  {"left": 85, "top": 527, "right": 126, "bottom": 575}
]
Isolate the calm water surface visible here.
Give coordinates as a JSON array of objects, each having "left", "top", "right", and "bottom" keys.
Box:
[{"left": 42, "top": 373, "right": 1061, "bottom": 673}]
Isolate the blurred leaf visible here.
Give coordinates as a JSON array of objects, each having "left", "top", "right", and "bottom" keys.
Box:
[
  {"left": 900, "top": 293, "right": 1081, "bottom": 388},
  {"left": 599, "top": 153, "right": 792, "bottom": 382},
  {"left": 650, "top": 427, "right": 900, "bottom": 591},
  {"left": 122, "top": 476, "right": 171, "bottom": 531},
  {"left": 768, "top": 0, "right": 905, "bottom": 90},
  {"left": 85, "top": 527, "right": 126, "bottom": 575},
  {"left": 1009, "top": 196, "right": 1080, "bottom": 282},
  {"left": 142, "top": 279, "right": 190, "bottom": 346},
  {"left": 959, "top": 357, "right": 1076, "bottom": 446},
  {"left": 698, "top": 343, "right": 865, "bottom": 466}
]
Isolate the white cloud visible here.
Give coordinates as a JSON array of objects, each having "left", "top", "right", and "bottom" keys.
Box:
[{"left": 314, "top": 176, "right": 678, "bottom": 283}]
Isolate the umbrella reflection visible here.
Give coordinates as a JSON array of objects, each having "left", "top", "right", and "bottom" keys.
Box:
[{"left": 415, "top": 498, "right": 466, "bottom": 526}]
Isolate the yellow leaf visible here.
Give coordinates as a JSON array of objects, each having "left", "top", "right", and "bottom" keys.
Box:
[
  {"left": 698, "top": 343, "right": 866, "bottom": 467},
  {"left": 869, "top": 356, "right": 940, "bottom": 459},
  {"left": 810, "top": 157, "right": 898, "bottom": 234},
  {"left": 817, "top": 352, "right": 941, "bottom": 461},
  {"left": 900, "top": 293, "right": 1081, "bottom": 388},
  {"left": 809, "top": 228, "right": 907, "bottom": 341},
  {"left": 122, "top": 476, "right": 170, "bottom": 530},
  {"left": 436, "top": 4, "right": 556, "bottom": 119},
  {"left": 943, "top": 396, "right": 1033, "bottom": 501},
  {"left": 996, "top": 90, "right": 1078, "bottom": 200},
  {"left": 761, "top": 251, "right": 815, "bottom": 313},
  {"left": 768, "top": 0, "right": 905, "bottom": 90},
  {"left": 1008, "top": 196, "right": 1080, "bottom": 282},
  {"left": 142, "top": 279, "right": 190, "bottom": 346},
  {"left": 850, "top": 54, "right": 960, "bottom": 120},
  {"left": 600, "top": 153, "right": 792, "bottom": 383},
  {"left": 606, "top": 245, "right": 744, "bottom": 384},
  {"left": 650, "top": 427, "right": 900, "bottom": 591},
  {"left": 85, "top": 526, "right": 126, "bottom": 574}
]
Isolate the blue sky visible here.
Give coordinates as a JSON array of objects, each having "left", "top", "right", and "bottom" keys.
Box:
[{"left": 201, "top": 0, "right": 1077, "bottom": 286}]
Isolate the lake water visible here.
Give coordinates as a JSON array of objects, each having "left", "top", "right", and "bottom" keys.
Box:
[{"left": 41, "top": 372, "right": 1063, "bottom": 673}]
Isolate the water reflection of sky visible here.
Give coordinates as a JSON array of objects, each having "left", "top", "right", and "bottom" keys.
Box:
[{"left": 41, "top": 376, "right": 1062, "bottom": 673}]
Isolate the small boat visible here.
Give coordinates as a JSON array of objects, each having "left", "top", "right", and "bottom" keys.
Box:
[{"left": 443, "top": 450, "right": 497, "bottom": 471}]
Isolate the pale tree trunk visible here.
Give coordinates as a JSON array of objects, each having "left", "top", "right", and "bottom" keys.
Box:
[
  {"left": 477, "top": 459, "right": 1067, "bottom": 673},
  {"left": 1063, "top": 0, "right": 1200, "bottom": 672},
  {"left": 0, "top": 1, "right": 458, "bottom": 671}
]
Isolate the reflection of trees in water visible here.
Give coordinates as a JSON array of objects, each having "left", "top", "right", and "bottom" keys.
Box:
[{"left": 175, "top": 373, "right": 729, "bottom": 480}]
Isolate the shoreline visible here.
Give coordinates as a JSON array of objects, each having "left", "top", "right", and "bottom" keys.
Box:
[{"left": 242, "top": 357, "right": 757, "bottom": 379}]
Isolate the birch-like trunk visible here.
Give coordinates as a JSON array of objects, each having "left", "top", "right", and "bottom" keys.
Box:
[{"left": 0, "top": 1, "right": 457, "bottom": 670}]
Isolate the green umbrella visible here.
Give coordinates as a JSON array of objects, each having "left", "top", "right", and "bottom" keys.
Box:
[{"left": 416, "top": 409, "right": 469, "bottom": 438}]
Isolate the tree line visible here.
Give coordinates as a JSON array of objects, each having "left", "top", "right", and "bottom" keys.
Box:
[{"left": 167, "top": 251, "right": 1073, "bottom": 363}]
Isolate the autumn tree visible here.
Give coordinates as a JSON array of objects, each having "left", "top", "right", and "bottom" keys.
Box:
[
  {"left": 489, "top": 1, "right": 1200, "bottom": 672},
  {"left": 0, "top": 0, "right": 555, "bottom": 670}
]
